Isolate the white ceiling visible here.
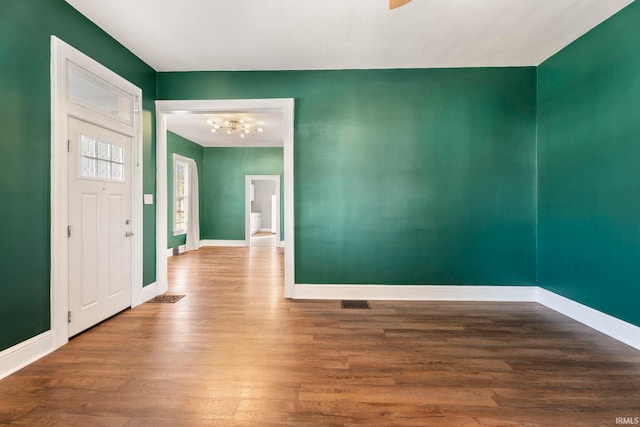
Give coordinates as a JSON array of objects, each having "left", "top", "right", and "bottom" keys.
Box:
[
  {"left": 65, "top": 0, "right": 633, "bottom": 71},
  {"left": 167, "top": 111, "right": 284, "bottom": 147},
  {"left": 66, "top": 0, "right": 634, "bottom": 148}
]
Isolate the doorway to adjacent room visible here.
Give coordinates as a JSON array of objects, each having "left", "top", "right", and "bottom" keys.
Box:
[{"left": 246, "top": 175, "right": 281, "bottom": 247}]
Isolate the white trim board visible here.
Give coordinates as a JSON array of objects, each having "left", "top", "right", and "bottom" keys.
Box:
[
  {"left": 292, "top": 284, "right": 640, "bottom": 351},
  {"left": 166, "top": 241, "right": 249, "bottom": 255},
  {"left": 171, "top": 239, "right": 284, "bottom": 249},
  {"left": 1, "top": 285, "right": 639, "bottom": 380},
  {"left": 141, "top": 282, "right": 159, "bottom": 303},
  {"left": 200, "top": 240, "right": 247, "bottom": 247},
  {"left": 155, "top": 99, "right": 295, "bottom": 298},
  {"left": 166, "top": 244, "right": 187, "bottom": 257},
  {"left": 536, "top": 288, "right": 640, "bottom": 351},
  {"left": 0, "top": 332, "right": 55, "bottom": 381},
  {"left": 50, "top": 36, "right": 144, "bottom": 350},
  {"left": 292, "top": 284, "right": 538, "bottom": 302}
]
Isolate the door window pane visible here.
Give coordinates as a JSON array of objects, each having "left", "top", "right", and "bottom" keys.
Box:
[
  {"left": 79, "top": 134, "right": 125, "bottom": 182},
  {"left": 81, "top": 135, "right": 96, "bottom": 157},
  {"left": 81, "top": 156, "right": 96, "bottom": 178},
  {"left": 97, "top": 141, "right": 111, "bottom": 160},
  {"left": 111, "top": 163, "right": 123, "bottom": 181},
  {"left": 97, "top": 160, "right": 110, "bottom": 180}
]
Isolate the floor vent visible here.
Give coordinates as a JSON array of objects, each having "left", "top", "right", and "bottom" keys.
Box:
[
  {"left": 148, "top": 294, "right": 185, "bottom": 303},
  {"left": 341, "top": 300, "right": 371, "bottom": 309}
]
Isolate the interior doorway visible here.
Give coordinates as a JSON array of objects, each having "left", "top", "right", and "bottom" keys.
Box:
[
  {"left": 246, "top": 175, "right": 281, "bottom": 247},
  {"left": 155, "top": 99, "right": 295, "bottom": 298}
]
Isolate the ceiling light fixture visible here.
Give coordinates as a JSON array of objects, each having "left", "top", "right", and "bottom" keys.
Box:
[
  {"left": 389, "top": 0, "right": 412, "bottom": 9},
  {"left": 207, "top": 119, "right": 263, "bottom": 138}
]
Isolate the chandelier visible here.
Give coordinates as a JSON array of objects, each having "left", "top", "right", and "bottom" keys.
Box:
[{"left": 207, "top": 119, "right": 263, "bottom": 138}]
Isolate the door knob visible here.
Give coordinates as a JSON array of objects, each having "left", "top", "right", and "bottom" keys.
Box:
[{"left": 125, "top": 231, "right": 134, "bottom": 237}]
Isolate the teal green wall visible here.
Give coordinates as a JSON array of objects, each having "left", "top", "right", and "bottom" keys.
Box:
[
  {"left": 158, "top": 68, "right": 538, "bottom": 284},
  {"left": 166, "top": 138, "right": 283, "bottom": 245},
  {"left": 202, "top": 148, "right": 284, "bottom": 240},
  {"left": 0, "top": 0, "right": 156, "bottom": 351},
  {"left": 5, "top": 0, "right": 634, "bottom": 354},
  {"left": 167, "top": 132, "right": 205, "bottom": 249},
  {"left": 537, "top": 2, "right": 640, "bottom": 327}
]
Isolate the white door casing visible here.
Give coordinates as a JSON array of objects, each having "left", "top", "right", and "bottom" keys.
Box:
[
  {"left": 271, "top": 194, "right": 277, "bottom": 233},
  {"left": 51, "top": 36, "right": 143, "bottom": 349},
  {"left": 67, "top": 118, "right": 132, "bottom": 336},
  {"left": 155, "top": 99, "right": 295, "bottom": 298}
]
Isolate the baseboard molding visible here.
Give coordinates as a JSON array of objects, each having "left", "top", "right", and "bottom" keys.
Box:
[
  {"left": 0, "top": 331, "right": 55, "bottom": 380},
  {"left": 259, "top": 228, "right": 272, "bottom": 232},
  {"left": 292, "top": 283, "right": 640, "bottom": 351},
  {"left": 141, "top": 281, "right": 159, "bottom": 303},
  {"left": 2, "top": 284, "right": 637, "bottom": 381},
  {"left": 200, "top": 240, "right": 247, "bottom": 247},
  {"left": 292, "top": 284, "right": 538, "bottom": 302},
  {"left": 537, "top": 288, "right": 640, "bottom": 351},
  {"left": 169, "top": 240, "right": 281, "bottom": 251},
  {"left": 166, "top": 245, "right": 186, "bottom": 257}
]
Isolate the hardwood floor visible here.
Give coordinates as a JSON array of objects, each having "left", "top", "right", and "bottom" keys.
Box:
[{"left": 1, "top": 246, "right": 639, "bottom": 426}]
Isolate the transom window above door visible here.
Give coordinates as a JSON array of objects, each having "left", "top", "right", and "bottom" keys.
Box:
[{"left": 67, "top": 63, "right": 134, "bottom": 125}]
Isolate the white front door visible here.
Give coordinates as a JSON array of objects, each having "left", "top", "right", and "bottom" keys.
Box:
[{"left": 68, "top": 117, "right": 132, "bottom": 337}]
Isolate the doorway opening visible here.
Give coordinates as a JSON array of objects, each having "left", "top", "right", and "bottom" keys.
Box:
[
  {"left": 155, "top": 99, "right": 295, "bottom": 298},
  {"left": 246, "top": 175, "right": 281, "bottom": 247}
]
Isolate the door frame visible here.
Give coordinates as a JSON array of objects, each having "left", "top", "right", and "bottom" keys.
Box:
[
  {"left": 155, "top": 99, "right": 295, "bottom": 298},
  {"left": 245, "top": 175, "right": 281, "bottom": 246},
  {"left": 50, "top": 37, "right": 143, "bottom": 349}
]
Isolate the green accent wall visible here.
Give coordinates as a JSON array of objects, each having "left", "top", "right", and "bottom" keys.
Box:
[
  {"left": 202, "top": 148, "right": 285, "bottom": 240},
  {"left": 5, "top": 0, "right": 633, "bottom": 356},
  {"left": 0, "top": 0, "right": 156, "bottom": 351},
  {"left": 158, "top": 68, "right": 537, "bottom": 284},
  {"left": 537, "top": 2, "right": 640, "bottom": 327},
  {"left": 167, "top": 132, "right": 204, "bottom": 249}
]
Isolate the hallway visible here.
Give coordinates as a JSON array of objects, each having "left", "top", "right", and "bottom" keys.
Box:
[{"left": 1, "top": 246, "right": 639, "bottom": 425}]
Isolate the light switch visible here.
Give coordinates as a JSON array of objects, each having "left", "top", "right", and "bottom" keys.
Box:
[{"left": 144, "top": 194, "right": 154, "bottom": 205}]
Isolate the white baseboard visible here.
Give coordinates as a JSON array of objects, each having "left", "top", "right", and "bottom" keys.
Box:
[
  {"left": 200, "top": 240, "right": 247, "bottom": 247},
  {"left": 0, "top": 331, "right": 55, "bottom": 380},
  {"left": 292, "top": 283, "right": 640, "bottom": 351},
  {"left": 292, "top": 284, "right": 538, "bottom": 302},
  {"left": 2, "top": 285, "right": 638, "bottom": 382},
  {"left": 141, "top": 281, "right": 159, "bottom": 303},
  {"left": 537, "top": 288, "right": 640, "bottom": 351},
  {"left": 170, "top": 240, "right": 281, "bottom": 249},
  {"left": 259, "top": 228, "right": 272, "bottom": 232},
  {"left": 166, "top": 245, "right": 186, "bottom": 257}
]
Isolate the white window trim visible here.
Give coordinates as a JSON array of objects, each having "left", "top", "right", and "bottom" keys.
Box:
[{"left": 172, "top": 154, "right": 191, "bottom": 236}]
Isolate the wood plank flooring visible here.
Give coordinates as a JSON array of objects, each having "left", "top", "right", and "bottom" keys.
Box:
[{"left": 1, "top": 246, "right": 639, "bottom": 426}]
